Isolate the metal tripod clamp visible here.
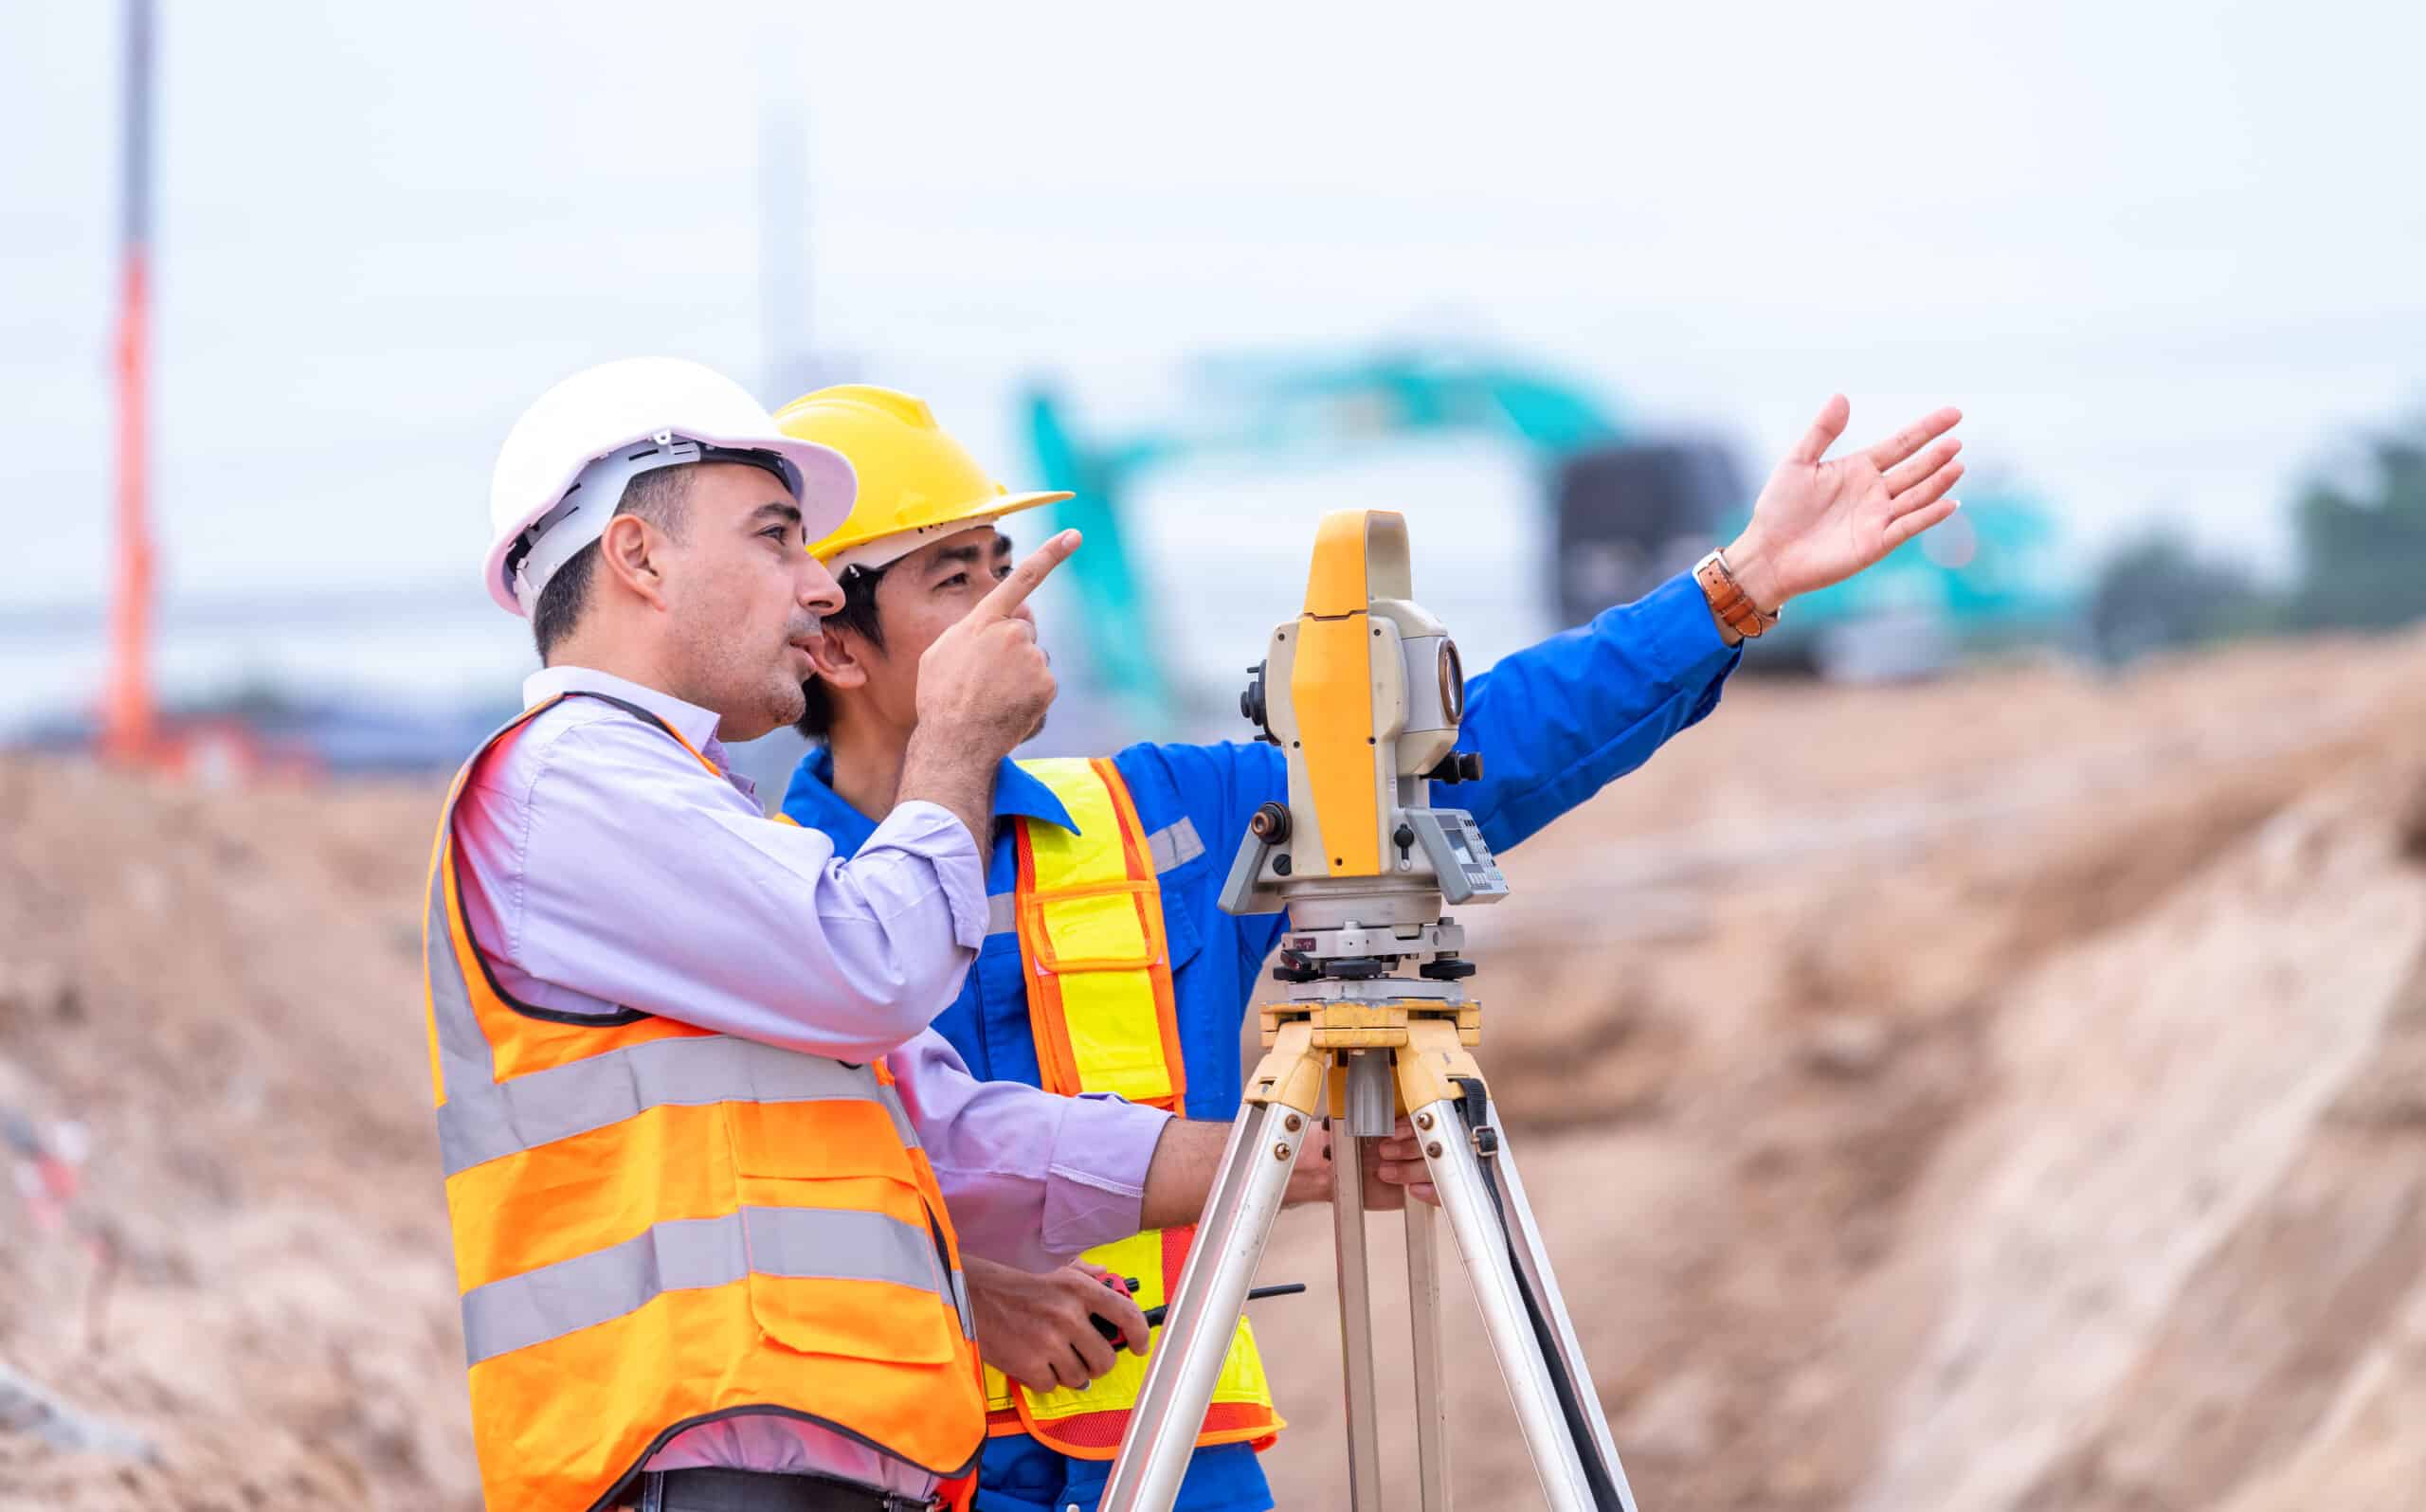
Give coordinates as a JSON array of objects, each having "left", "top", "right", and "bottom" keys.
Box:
[{"left": 1450, "top": 1073, "right": 1499, "bottom": 1159}]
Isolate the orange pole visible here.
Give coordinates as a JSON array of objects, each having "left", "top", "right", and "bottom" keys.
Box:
[{"left": 101, "top": 0, "right": 156, "bottom": 765}]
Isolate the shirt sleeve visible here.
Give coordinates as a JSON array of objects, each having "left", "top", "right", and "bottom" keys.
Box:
[
  {"left": 885, "top": 1029, "right": 1174, "bottom": 1271},
  {"left": 1451, "top": 570, "right": 1741, "bottom": 853},
  {"left": 503, "top": 713, "right": 990, "bottom": 1063}
]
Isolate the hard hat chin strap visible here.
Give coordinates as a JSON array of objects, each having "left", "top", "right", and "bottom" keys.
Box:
[{"left": 508, "top": 432, "right": 800, "bottom": 615}]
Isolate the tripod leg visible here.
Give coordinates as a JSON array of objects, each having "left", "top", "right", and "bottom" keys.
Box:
[
  {"left": 1488, "top": 1124, "right": 1636, "bottom": 1504},
  {"left": 1405, "top": 1197, "right": 1451, "bottom": 1511},
  {"left": 1102, "top": 1028, "right": 1322, "bottom": 1512},
  {"left": 1331, "top": 1058, "right": 1387, "bottom": 1512},
  {"left": 1409, "top": 1090, "right": 1631, "bottom": 1512}
]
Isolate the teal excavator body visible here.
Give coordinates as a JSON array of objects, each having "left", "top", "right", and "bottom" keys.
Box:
[{"left": 1025, "top": 350, "right": 2074, "bottom": 724}]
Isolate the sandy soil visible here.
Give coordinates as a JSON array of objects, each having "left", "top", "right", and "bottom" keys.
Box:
[{"left": 5, "top": 632, "right": 2423, "bottom": 1510}]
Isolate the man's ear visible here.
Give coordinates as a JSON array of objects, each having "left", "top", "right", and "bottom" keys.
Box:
[
  {"left": 596, "top": 513, "right": 670, "bottom": 611},
  {"left": 804, "top": 623, "right": 869, "bottom": 690}
]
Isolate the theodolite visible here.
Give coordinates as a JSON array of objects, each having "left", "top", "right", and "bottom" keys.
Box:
[{"left": 1099, "top": 510, "right": 1639, "bottom": 1512}]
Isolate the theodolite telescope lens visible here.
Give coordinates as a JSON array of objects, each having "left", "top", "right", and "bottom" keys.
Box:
[{"left": 1439, "top": 639, "right": 1465, "bottom": 725}]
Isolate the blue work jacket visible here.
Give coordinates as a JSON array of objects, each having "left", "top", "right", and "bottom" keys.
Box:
[{"left": 781, "top": 571, "right": 1738, "bottom": 1510}]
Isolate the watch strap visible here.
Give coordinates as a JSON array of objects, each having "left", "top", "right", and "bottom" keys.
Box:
[{"left": 1693, "top": 549, "right": 1780, "bottom": 639}]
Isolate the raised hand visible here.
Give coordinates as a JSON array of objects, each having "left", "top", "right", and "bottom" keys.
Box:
[
  {"left": 914, "top": 528, "right": 1078, "bottom": 762},
  {"left": 1722, "top": 396, "right": 1964, "bottom": 612},
  {"left": 896, "top": 529, "right": 1078, "bottom": 845}
]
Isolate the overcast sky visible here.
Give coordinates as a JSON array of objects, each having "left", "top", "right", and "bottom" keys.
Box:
[{"left": 5, "top": 0, "right": 2420, "bottom": 711}]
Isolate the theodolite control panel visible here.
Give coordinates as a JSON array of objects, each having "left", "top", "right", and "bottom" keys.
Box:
[{"left": 1399, "top": 808, "right": 1507, "bottom": 906}]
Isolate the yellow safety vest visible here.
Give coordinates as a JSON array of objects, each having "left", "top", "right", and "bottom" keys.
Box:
[
  {"left": 425, "top": 695, "right": 987, "bottom": 1511},
  {"left": 980, "top": 757, "right": 1284, "bottom": 1459}
]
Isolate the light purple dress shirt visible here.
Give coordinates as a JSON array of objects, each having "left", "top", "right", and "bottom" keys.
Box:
[{"left": 450, "top": 665, "right": 1173, "bottom": 1496}]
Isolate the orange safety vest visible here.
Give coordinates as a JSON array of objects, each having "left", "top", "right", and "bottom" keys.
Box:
[
  {"left": 422, "top": 694, "right": 986, "bottom": 1511},
  {"left": 981, "top": 757, "right": 1284, "bottom": 1459}
]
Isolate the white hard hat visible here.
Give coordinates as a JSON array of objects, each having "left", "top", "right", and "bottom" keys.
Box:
[{"left": 483, "top": 356, "right": 856, "bottom": 617}]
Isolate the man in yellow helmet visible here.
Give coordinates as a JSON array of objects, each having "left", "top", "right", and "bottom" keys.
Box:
[{"left": 773, "top": 384, "right": 1964, "bottom": 1512}]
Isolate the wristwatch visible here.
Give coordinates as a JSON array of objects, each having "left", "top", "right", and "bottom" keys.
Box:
[{"left": 1693, "top": 549, "right": 1781, "bottom": 640}]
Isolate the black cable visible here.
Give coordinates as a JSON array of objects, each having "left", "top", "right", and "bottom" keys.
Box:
[
  {"left": 1091, "top": 1280, "right": 1310, "bottom": 1347},
  {"left": 1453, "top": 1076, "right": 1629, "bottom": 1512}
]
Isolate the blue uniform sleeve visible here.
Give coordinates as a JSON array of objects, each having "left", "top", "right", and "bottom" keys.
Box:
[{"left": 1445, "top": 569, "right": 1740, "bottom": 854}]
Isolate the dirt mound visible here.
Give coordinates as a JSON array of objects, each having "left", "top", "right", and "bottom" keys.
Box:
[
  {"left": 5, "top": 632, "right": 2424, "bottom": 1510},
  {"left": 0, "top": 762, "right": 470, "bottom": 1509}
]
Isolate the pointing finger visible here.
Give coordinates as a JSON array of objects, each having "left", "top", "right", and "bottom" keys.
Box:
[
  {"left": 1863, "top": 406, "right": 1963, "bottom": 472},
  {"left": 1786, "top": 394, "right": 1852, "bottom": 465},
  {"left": 974, "top": 530, "right": 1080, "bottom": 621}
]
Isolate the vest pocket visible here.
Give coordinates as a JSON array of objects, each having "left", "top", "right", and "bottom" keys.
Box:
[
  {"left": 720, "top": 1102, "right": 963, "bottom": 1366},
  {"left": 737, "top": 1229, "right": 960, "bottom": 1364}
]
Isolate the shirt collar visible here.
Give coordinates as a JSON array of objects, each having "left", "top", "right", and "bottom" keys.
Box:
[
  {"left": 521, "top": 665, "right": 731, "bottom": 768},
  {"left": 785, "top": 748, "right": 1078, "bottom": 860},
  {"left": 782, "top": 747, "right": 879, "bottom": 857},
  {"left": 993, "top": 759, "right": 1078, "bottom": 831}
]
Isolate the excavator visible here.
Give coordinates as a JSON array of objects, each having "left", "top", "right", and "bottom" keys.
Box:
[{"left": 1023, "top": 348, "right": 2075, "bottom": 728}]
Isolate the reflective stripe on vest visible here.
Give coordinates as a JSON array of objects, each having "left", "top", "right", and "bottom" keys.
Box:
[
  {"left": 983, "top": 757, "right": 1283, "bottom": 1460},
  {"left": 462, "top": 1204, "right": 955, "bottom": 1363},
  {"left": 429, "top": 1030, "right": 920, "bottom": 1179},
  {"left": 983, "top": 815, "right": 1203, "bottom": 937},
  {"left": 423, "top": 694, "right": 986, "bottom": 1512}
]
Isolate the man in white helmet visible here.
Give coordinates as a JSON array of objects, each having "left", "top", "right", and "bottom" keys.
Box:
[{"left": 420, "top": 358, "right": 1349, "bottom": 1512}]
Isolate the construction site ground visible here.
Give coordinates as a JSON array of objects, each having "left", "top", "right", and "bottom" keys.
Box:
[{"left": 6, "top": 632, "right": 2425, "bottom": 1510}]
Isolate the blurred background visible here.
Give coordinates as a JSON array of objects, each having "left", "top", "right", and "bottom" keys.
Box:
[{"left": 5, "top": 1, "right": 2425, "bottom": 1507}]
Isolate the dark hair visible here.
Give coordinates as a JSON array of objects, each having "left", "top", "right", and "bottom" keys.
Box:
[
  {"left": 794, "top": 561, "right": 892, "bottom": 740},
  {"left": 531, "top": 467, "right": 694, "bottom": 661}
]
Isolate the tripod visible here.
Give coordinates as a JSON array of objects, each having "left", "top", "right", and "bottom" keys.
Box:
[
  {"left": 1100, "top": 967, "right": 1638, "bottom": 1510},
  {"left": 1100, "top": 507, "right": 1641, "bottom": 1511}
]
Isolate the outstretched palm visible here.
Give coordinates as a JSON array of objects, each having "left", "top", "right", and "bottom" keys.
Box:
[{"left": 1729, "top": 396, "right": 1964, "bottom": 611}]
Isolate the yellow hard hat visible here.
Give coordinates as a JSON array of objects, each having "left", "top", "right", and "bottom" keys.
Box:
[{"left": 773, "top": 384, "right": 1071, "bottom": 574}]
